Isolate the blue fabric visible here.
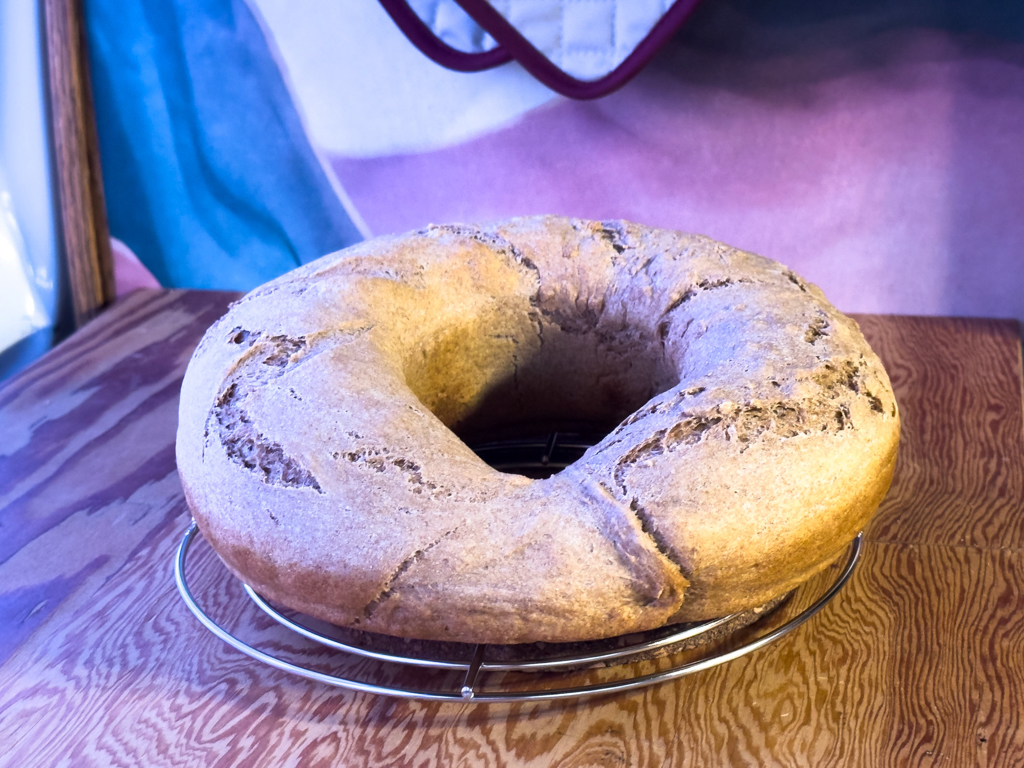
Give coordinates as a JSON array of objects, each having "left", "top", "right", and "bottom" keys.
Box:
[{"left": 84, "top": 0, "right": 363, "bottom": 291}]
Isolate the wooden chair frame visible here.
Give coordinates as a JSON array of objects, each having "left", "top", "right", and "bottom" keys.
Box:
[{"left": 43, "top": 0, "right": 115, "bottom": 328}]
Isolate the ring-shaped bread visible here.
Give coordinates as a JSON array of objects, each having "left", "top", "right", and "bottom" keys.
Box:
[{"left": 176, "top": 216, "right": 899, "bottom": 644}]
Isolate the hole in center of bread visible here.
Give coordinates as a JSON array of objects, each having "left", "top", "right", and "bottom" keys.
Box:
[
  {"left": 402, "top": 301, "right": 681, "bottom": 477},
  {"left": 469, "top": 431, "right": 605, "bottom": 479}
]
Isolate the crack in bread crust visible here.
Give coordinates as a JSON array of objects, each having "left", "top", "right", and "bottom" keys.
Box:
[
  {"left": 361, "top": 529, "right": 460, "bottom": 620},
  {"left": 213, "top": 382, "right": 323, "bottom": 494},
  {"left": 580, "top": 480, "right": 689, "bottom": 611}
]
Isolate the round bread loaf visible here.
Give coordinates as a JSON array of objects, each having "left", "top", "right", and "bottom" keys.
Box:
[{"left": 176, "top": 216, "right": 899, "bottom": 645}]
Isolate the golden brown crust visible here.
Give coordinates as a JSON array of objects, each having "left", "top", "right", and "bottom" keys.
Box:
[{"left": 175, "top": 216, "right": 899, "bottom": 644}]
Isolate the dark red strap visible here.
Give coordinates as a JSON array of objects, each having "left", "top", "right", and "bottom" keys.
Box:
[
  {"left": 376, "top": 0, "right": 513, "bottom": 72},
  {"left": 377, "top": 0, "right": 704, "bottom": 98},
  {"left": 453, "top": 0, "right": 705, "bottom": 99}
]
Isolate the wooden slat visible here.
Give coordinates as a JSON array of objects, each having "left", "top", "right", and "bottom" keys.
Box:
[
  {"left": 43, "top": 0, "right": 115, "bottom": 328},
  {"left": 0, "top": 290, "right": 236, "bottom": 578},
  {"left": 1, "top": 294, "right": 1023, "bottom": 766},
  {"left": 854, "top": 315, "right": 1024, "bottom": 549}
]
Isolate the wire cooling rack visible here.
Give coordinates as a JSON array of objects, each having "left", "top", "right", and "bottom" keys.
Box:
[{"left": 174, "top": 432, "right": 862, "bottom": 702}]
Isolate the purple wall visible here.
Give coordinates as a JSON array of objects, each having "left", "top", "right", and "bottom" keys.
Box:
[{"left": 331, "top": 6, "right": 1024, "bottom": 324}]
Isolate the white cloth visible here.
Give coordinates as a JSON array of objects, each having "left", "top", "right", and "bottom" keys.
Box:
[
  {"left": 409, "top": 0, "right": 674, "bottom": 80},
  {"left": 249, "top": 0, "right": 556, "bottom": 158},
  {"left": 0, "top": 163, "right": 50, "bottom": 352},
  {"left": 0, "top": 0, "right": 58, "bottom": 363}
]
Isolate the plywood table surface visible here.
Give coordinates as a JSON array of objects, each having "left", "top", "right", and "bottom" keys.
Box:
[{"left": 1, "top": 289, "right": 1023, "bottom": 767}]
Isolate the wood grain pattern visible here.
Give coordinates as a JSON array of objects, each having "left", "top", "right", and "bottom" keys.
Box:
[
  {"left": 1, "top": 293, "right": 1023, "bottom": 767},
  {"left": 854, "top": 315, "right": 1024, "bottom": 549},
  {"left": 44, "top": 0, "right": 115, "bottom": 328}
]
